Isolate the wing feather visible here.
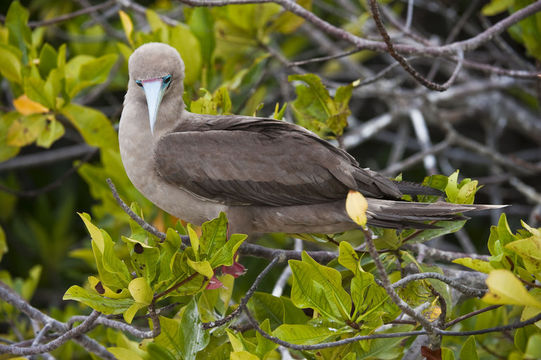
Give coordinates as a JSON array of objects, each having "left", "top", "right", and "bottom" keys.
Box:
[{"left": 154, "top": 117, "right": 402, "bottom": 206}]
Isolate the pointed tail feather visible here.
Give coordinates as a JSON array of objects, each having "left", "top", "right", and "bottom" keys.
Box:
[{"left": 366, "top": 199, "right": 507, "bottom": 229}]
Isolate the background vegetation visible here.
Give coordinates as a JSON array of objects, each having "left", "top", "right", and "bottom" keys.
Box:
[{"left": 1, "top": 0, "right": 541, "bottom": 359}]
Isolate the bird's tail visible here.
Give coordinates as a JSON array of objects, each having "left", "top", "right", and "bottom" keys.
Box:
[{"left": 366, "top": 198, "right": 505, "bottom": 229}]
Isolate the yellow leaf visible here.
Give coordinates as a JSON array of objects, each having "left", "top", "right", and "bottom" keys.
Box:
[
  {"left": 123, "top": 302, "right": 147, "bottom": 324},
  {"left": 6, "top": 114, "right": 47, "bottom": 147},
  {"left": 346, "top": 190, "right": 367, "bottom": 226},
  {"left": 118, "top": 10, "right": 134, "bottom": 47},
  {"left": 13, "top": 94, "right": 49, "bottom": 115},
  {"left": 128, "top": 277, "right": 153, "bottom": 305},
  {"left": 78, "top": 213, "right": 104, "bottom": 253},
  {"left": 482, "top": 269, "right": 541, "bottom": 308},
  {"left": 187, "top": 259, "right": 214, "bottom": 278}
]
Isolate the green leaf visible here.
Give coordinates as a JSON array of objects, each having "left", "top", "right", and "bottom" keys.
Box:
[
  {"left": 273, "top": 324, "right": 344, "bottom": 345},
  {"left": 36, "top": 116, "right": 64, "bottom": 148},
  {"left": 199, "top": 212, "right": 228, "bottom": 258},
  {"left": 352, "top": 271, "right": 398, "bottom": 324},
  {"left": 191, "top": 87, "right": 232, "bottom": 115},
  {"left": 154, "top": 299, "right": 209, "bottom": 359},
  {"left": 509, "top": 0, "right": 541, "bottom": 60},
  {"left": 255, "top": 319, "right": 278, "bottom": 358},
  {"left": 230, "top": 351, "right": 259, "bottom": 360},
  {"left": 156, "top": 228, "right": 181, "bottom": 285},
  {"left": 0, "top": 226, "right": 7, "bottom": 262},
  {"left": 482, "top": 0, "right": 515, "bottom": 16},
  {"left": 61, "top": 103, "right": 117, "bottom": 149},
  {"left": 67, "top": 54, "right": 118, "bottom": 97},
  {"left": 488, "top": 213, "right": 517, "bottom": 256},
  {"left": 21, "top": 265, "right": 41, "bottom": 301},
  {"left": 188, "top": 8, "right": 215, "bottom": 70},
  {"left": 145, "top": 343, "right": 176, "bottom": 360},
  {"left": 525, "top": 333, "right": 541, "bottom": 359},
  {"left": 400, "top": 220, "right": 467, "bottom": 244},
  {"left": 267, "top": 0, "right": 311, "bottom": 34},
  {"left": 63, "top": 285, "right": 135, "bottom": 314},
  {"left": 289, "top": 73, "right": 352, "bottom": 137},
  {"left": 146, "top": 9, "right": 169, "bottom": 43},
  {"left": 5, "top": 1, "right": 31, "bottom": 65},
  {"left": 459, "top": 336, "right": 479, "bottom": 360},
  {"left": 0, "top": 44, "right": 22, "bottom": 83},
  {"left": 170, "top": 25, "right": 202, "bottom": 86},
  {"left": 24, "top": 75, "right": 55, "bottom": 109},
  {"left": 123, "top": 236, "right": 160, "bottom": 283},
  {"left": 289, "top": 252, "right": 351, "bottom": 322},
  {"left": 248, "top": 292, "right": 309, "bottom": 329},
  {"left": 38, "top": 43, "right": 58, "bottom": 79},
  {"left": 108, "top": 347, "right": 145, "bottom": 360},
  {"left": 338, "top": 241, "right": 360, "bottom": 274},
  {"left": 209, "top": 233, "right": 247, "bottom": 268},
  {"left": 356, "top": 325, "right": 415, "bottom": 359}
]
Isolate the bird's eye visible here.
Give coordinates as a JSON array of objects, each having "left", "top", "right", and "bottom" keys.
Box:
[
  {"left": 135, "top": 80, "right": 143, "bottom": 88},
  {"left": 162, "top": 75, "right": 172, "bottom": 87}
]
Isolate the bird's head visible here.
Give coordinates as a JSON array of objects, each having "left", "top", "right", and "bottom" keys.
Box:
[{"left": 128, "top": 42, "right": 185, "bottom": 134}]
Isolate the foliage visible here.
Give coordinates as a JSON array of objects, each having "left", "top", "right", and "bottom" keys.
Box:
[{"left": 1, "top": 0, "right": 541, "bottom": 359}]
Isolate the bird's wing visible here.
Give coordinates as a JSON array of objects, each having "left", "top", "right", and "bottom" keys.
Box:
[{"left": 154, "top": 117, "right": 400, "bottom": 206}]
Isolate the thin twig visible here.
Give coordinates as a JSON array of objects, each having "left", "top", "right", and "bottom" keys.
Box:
[
  {"left": 392, "top": 272, "right": 486, "bottom": 298},
  {"left": 106, "top": 178, "right": 168, "bottom": 241},
  {"left": 28, "top": 0, "right": 115, "bottom": 28}
]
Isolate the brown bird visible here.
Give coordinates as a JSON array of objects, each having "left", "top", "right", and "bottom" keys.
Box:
[{"left": 119, "top": 43, "right": 497, "bottom": 234}]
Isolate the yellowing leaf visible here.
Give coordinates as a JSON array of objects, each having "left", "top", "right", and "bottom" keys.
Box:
[
  {"left": 128, "top": 277, "right": 153, "bottom": 305},
  {"left": 522, "top": 220, "right": 541, "bottom": 238},
  {"left": 482, "top": 269, "right": 541, "bottom": 308},
  {"left": 453, "top": 258, "right": 495, "bottom": 274},
  {"left": 123, "top": 302, "right": 147, "bottom": 324},
  {"left": 13, "top": 94, "right": 49, "bottom": 115},
  {"left": 6, "top": 114, "right": 47, "bottom": 147},
  {"left": 88, "top": 276, "right": 130, "bottom": 299},
  {"left": 188, "top": 224, "right": 200, "bottom": 259},
  {"left": 118, "top": 10, "right": 134, "bottom": 46},
  {"left": 78, "top": 212, "right": 105, "bottom": 253},
  {"left": 231, "top": 351, "right": 259, "bottom": 360},
  {"left": 187, "top": 259, "right": 214, "bottom": 278},
  {"left": 506, "top": 236, "right": 541, "bottom": 275},
  {"left": 346, "top": 190, "right": 367, "bottom": 226}
]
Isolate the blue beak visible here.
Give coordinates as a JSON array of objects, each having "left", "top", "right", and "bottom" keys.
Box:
[{"left": 139, "top": 78, "right": 166, "bottom": 134}]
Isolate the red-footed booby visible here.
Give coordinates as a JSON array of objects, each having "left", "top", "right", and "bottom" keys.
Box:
[{"left": 119, "top": 43, "right": 497, "bottom": 234}]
